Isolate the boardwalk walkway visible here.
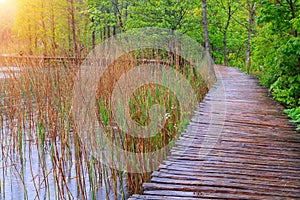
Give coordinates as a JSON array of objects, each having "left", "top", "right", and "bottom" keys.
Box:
[{"left": 129, "top": 66, "right": 300, "bottom": 199}]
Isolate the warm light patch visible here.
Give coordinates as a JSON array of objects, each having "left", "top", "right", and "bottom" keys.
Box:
[{"left": 0, "top": 0, "right": 5, "bottom": 4}]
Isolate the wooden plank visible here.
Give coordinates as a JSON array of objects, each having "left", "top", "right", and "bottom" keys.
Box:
[
  {"left": 129, "top": 194, "right": 208, "bottom": 200},
  {"left": 149, "top": 174, "right": 300, "bottom": 192},
  {"left": 142, "top": 183, "right": 297, "bottom": 198},
  {"left": 155, "top": 168, "right": 300, "bottom": 183},
  {"left": 161, "top": 160, "right": 300, "bottom": 179},
  {"left": 165, "top": 157, "right": 300, "bottom": 172}
]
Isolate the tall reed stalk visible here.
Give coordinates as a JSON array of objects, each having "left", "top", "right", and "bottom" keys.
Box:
[{"left": 0, "top": 48, "right": 208, "bottom": 199}]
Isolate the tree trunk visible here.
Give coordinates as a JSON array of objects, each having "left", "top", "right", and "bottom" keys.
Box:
[
  {"left": 113, "top": 0, "right": 120, "bottom": 33},
  {"left": 245, "top": 1, "right": 255, "bottom": 74},
  {"left": 286, "top": 0, "right": 299, "bottom": 72},
  {"left": 70, "top": 0, "right": 78, "bottom": 61},
  {"left": 50, "top": 0, "right": 57, "bottom": 56},
  {"left": 202, "top": 0, "right": 212, "bottom": 65},
  {"left": 223, "top": 5, "right": 232, "bottom": 66},
  {"left": 113, "top": 26, "right": 116, "bottom": 36},
  {"left": 223, "top": 31, "right": 228, "bottom": 66},
  {"left": 28, "top": 24, "right": 33, "bottom": 55},
  {"left": 107, "top": 26, "right": 111, "bottom": 38},
  {"left": 40, "top": 1, "right": 48, "bottom": 56},
  {"left": 91, "top": 17, "right": 96, "bottom": 50},
  {"left": 287, "top": 0, "right": 297, "bottom": 37}
]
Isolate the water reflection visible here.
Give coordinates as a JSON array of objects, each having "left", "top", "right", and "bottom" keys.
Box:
[
  {"left": 0, "top": 66, "right": 21, "bottom": 79},
  {"left": 0, "top": 66, "right": 129, "bottom": 200}
]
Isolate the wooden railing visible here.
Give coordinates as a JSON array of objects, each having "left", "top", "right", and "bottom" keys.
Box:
[
  {"left": 0, "top": 55, "right": 177, "bottom": 68},
  {"left": 0, "top": 55, "right": 85, "bottom": 67}
]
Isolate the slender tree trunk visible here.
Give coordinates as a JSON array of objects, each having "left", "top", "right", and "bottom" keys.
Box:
[
  {"left": 287, "top": 0, "right": 297, "bottom": 37},
  {"left": 70, "top": 0, "right": 78, "bottom": 61},
  {"left": 28, "top": 24, "right": 33, "bottom": 55},
  {"left": 223, "top": 31, "right": 228, "bottom": 66},
  {"left": 68, "top": 16, "right": 72, "bottom": 56},
  {"left": 41, "top": 1, "right": 48, "bottom": 56},
  {"left": 113, "top": 0, "right": 119, "bottom": 33},
  {"left": 125, "top": 1, "right": 129, "bottom": 25},
  {"left": 113, "top": 26, "right": 116, "bottom": 36},
  {"left": 50, "top": 0, "right": 57, "bottom": 56},
  {"left": 107, "top": 26, "right": 111, "bottom": 38},
  {"left": 91, "top": 18, "right": 96, "bottom": 50},
  {"left": 286, "top": 0, "right": 300, "bottom": 72},
  {"left": 246, "top": 1, "right": 255, "bottom": 74},
  {"left": 102, "top": 26, "right": 105, "bottom": 41},
  {"left": 202, "top": 0, "right": 212, "bottom": 64},
  {"left": 223, "top": 5, "right": 232, "bottom": 66}
]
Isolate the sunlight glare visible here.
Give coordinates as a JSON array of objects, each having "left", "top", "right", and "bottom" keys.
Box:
[{"left": 0, "top": 0, "right": 5, "bottom": 4}]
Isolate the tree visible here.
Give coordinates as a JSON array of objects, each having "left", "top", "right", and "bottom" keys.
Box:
[
  {"left": 202, "top": 0, "right": 212, "bottom": 64},
  {"left": 252, "top": 0, "right": 300, "bottom": 108},
  {"left": 0, "top": 1, "right": 15, "bottom": 54},
  {"left": 245, "top": 0, "right": 255, "bottom": 73},
  {"left": 216, "top": 0, "right": 238, "bottom": 66},
  {"left": 69, "top": 0, "right": 79, "bottom": 58}
]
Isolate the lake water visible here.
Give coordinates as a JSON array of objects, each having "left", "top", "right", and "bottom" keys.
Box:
[
  {"left": 0, "top": 127, "right": 128, "bottom": 200},
  {"left": 0, "top": 66, "right": 129, "bottom": 200},
  {"left": 0, "top": 67, "right": 21, "bottom": 79}
]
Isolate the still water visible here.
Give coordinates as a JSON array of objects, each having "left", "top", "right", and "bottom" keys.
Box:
[
  {"left": 0, "top": 66, "right": 129, "bottom": 200},
  {"left": 0, "top": 67, "right": 21, "bottom": 78}
]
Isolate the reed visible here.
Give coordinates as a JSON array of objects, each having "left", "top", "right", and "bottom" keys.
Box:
[{"left": 0, "top": 48, "right": 208, "bottom": 199}]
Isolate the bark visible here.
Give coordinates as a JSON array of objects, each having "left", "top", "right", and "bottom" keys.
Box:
[
  {"left": 113, "top": 26, "right": 116, "bottom": 36},
  {"left": 70, "top": 0, "right": 78, "bottom": 61},
  {"left": 91, "top": 17, "right": 96, "bottom": 49},
  {"left": 202, "top": 0, "right": 212, "bottom": 65},
  {"left": 286, "top": 0, "right": 297, "bottom": 37},
  {"left": 41, "top": 1, "right": 48, "bottom": 56},
  {"left": 28, "top": 24, "right": 33, "bottom": 55},
  {"left": 107, "top": 26, "right": 111, "bottom": 38},
  {"left": 286, "top": 0, "right": 299, "bottom": 72},
  {"left": 223, "top": 4, "right": 232, "bottom": 66},
  {"left": 68, "top": 16, "right": 72, "bottom": 56},
  {"left": 245, "top": 1, "right": 255, "bottom": 73},
  {"left": 112, "top": 0, "right": 121, "bottom": 33},
  {"left": 50, "top": 0, "right": 57, "bottom": 56}
]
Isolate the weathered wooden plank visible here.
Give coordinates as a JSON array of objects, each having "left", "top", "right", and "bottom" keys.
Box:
[
  {"left": 171, "top": 145, "right": 300, "bottom": 159},
  {"left": 176, "top": 136, "right": 300, "bottom": 149},
  {"left": 161, "top": 160, "right": 300, "bottom": 178},
  {"left": 166, "top": 157, "right": 300, "bottom": 172},
  {"left": 142, "top": 183, "right": 298, "bottom": 198},
  {"left": 129, "top": 194, "right": 208, "bottom": 200},
  {"left": 170, "top": 148, "right": 300, "bottom": 162},
  {"left": 155, "top": 168, "right": 300, "bottom": 184},
  {"left": 164, "top": 168, "right": 299, "bottom": 184},
  {"left": 149, "top": 175, "right": 300, "bottom": 192},
  {"left": 180, "top": 129, "right": 300, "bottom": 141}
]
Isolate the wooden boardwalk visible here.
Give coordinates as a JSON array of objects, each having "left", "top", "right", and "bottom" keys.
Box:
[{"left": 129, "top": 66, "right": 300, "bottom": 199}]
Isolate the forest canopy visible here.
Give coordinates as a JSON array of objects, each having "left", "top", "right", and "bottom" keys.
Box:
[{"left": 0, "top": 0, "right": 299, "bottom": 129}]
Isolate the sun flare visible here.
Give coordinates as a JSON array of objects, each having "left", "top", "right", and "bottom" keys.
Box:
[{"left": 0, "top": 0, "right": 5, "bottom": 4}]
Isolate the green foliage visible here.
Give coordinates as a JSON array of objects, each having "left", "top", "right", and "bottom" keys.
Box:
[
  {"left": 126, "top": 0, "right": 194, "bottom": 30},
  {"left": 88, "top": 0, "right": 117, "bottom": 30},
  {"left": 252, "top": 0, "right": 300, "bottom": 128},
  {"left": 263, "top": 37, "right": 300, "bottom": 107},
  {"left": 125, "top": 0, "right": 204, "bottom": 44},
  {"left": 284, "top": 107, "right": 300, "bottom": 130},
  {"left": 270, "top": 74, "right": 300, "bottom": 107}
]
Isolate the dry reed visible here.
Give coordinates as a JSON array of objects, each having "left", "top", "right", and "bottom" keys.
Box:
[{"left": 0, "top": 49, "right": 209, "bottom": 199}]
